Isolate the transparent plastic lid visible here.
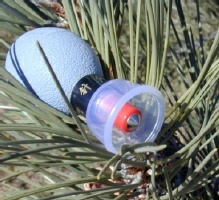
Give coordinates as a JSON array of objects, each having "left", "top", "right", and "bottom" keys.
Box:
[{"left": 86, "top": 79, "right": 165, "bottom": 154}]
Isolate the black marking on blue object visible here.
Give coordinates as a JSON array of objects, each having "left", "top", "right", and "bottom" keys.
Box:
[{"left": 9, "top": 43, "right": 39, "bottom": 98}]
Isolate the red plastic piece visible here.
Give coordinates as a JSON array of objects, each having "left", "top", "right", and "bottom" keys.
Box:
[{"left": 114, "top": 103, "right": 142, "bottom": 132}]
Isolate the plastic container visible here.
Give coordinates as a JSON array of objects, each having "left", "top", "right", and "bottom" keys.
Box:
[
  {"left": 86, "top": 79, "right": 165, "bottom": 154},
  {"left": 5, "top": 27, "right": 165, "bottom": 154}
]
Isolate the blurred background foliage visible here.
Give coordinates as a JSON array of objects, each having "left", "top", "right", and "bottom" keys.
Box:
[{"left": 0, "top": 0, "right": 219, "bottom": 199}]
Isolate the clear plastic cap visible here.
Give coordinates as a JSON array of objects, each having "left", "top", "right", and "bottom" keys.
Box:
[{"left": 86, "top": 79, "right": 165, "bottom": 154}]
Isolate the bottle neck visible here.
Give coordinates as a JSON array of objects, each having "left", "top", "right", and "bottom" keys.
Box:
[{"left": 70, "top": 74, "right": 107, "bottom": 116}]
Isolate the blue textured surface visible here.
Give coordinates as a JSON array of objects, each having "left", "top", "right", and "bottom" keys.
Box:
[{"left": 5, "top": 27, "right": 103, "bottom": 114}]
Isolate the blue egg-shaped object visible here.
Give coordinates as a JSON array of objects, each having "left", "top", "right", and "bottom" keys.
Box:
[{"left": 5, "top": 27, "right": 103, "bottom": 114}]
